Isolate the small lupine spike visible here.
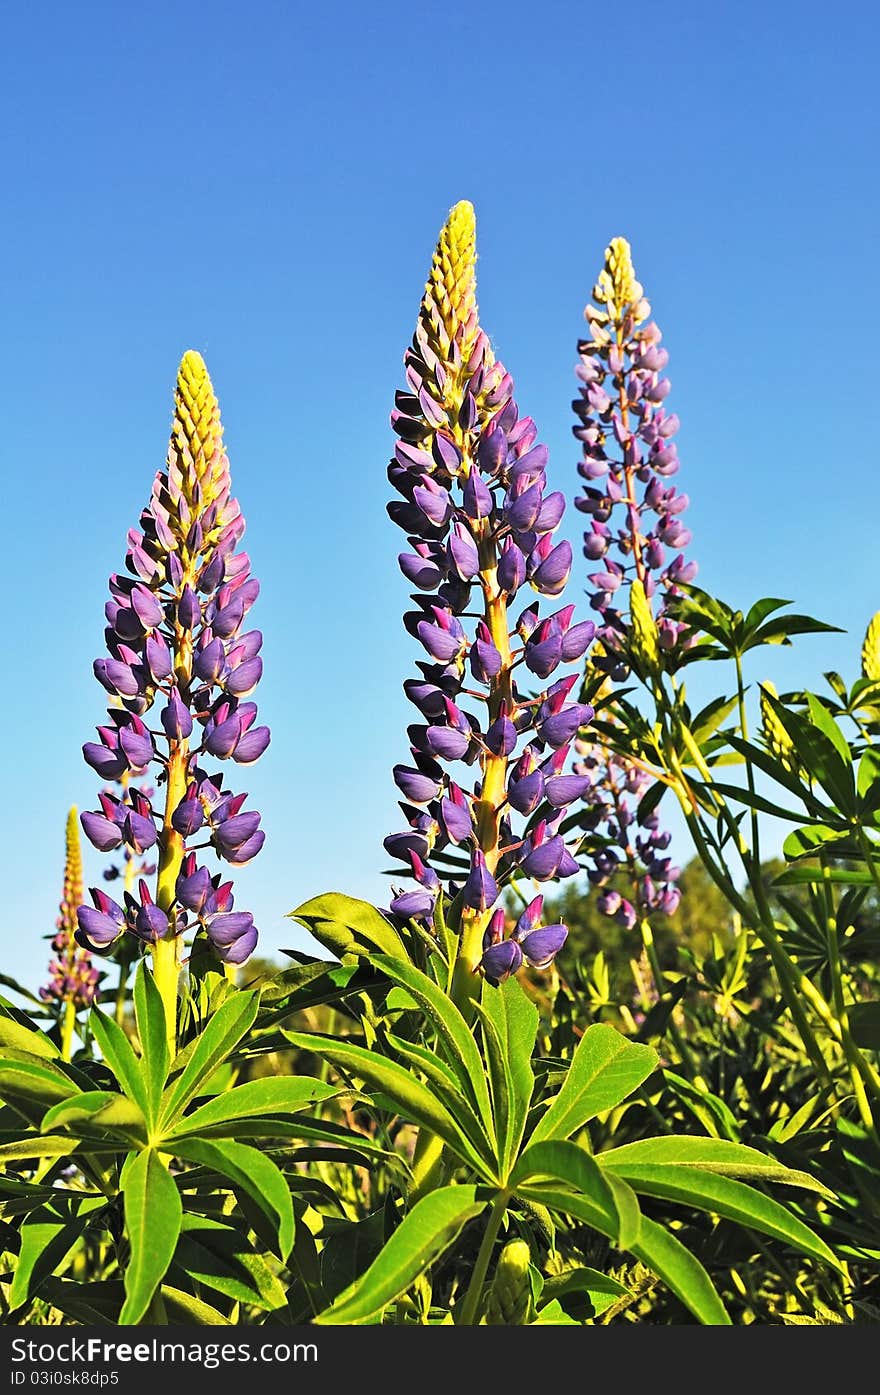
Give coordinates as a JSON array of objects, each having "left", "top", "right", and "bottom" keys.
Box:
[
  {"left": 759, "top": 681, "right": 797, "bottom": 772},
  {"left": 485, "top": 1239, "right": 535, "bottom": 1325},
  {"left": 42, "top": 808, "right": 100, "bottom": 1024},
  {"left": 172, "top": 350, "right": 224, "bottom": 486},
  {"left": 861, "top": 612, "right": 880, "bottom": 682}
]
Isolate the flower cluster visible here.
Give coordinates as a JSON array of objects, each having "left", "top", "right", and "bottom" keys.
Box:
[
  {"left": 41, "top": 808, "right": 100, "bottom": 1010},
  {"left": 574, "top": 237, "right": 696, "bottom": 673},
  {"left": 76, "top": 352, "right": 268, "bottom": 966},
  {"left": 569, "top": 240, "right": 695, "bottom": 936},
  {"left": 571, "top": 738, "right": 681, "bottom": 926},
  {"left": 384, "top": 202, "right": 595, "bottom": 984}
]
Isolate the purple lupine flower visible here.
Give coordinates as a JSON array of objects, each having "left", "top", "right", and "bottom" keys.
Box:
[
  {"left": 383, "top": 202, "right": 595, "bottom": 989},
  {"left": 478, "top": 896, "right": 567, "bottom": 985},
  {"left": 573, "top": 236, "right": 697, "bottom": 665},
  {"left": 78, "top": 353, "right": 269, "bottom": 974},
  {"left": 568, "top": 240, "right": 689, "bottom": 937}
]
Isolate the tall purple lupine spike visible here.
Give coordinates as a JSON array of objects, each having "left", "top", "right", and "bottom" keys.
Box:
[
  {"left": 385, "top": 201, "right": 597, "bottom": 997},
  {"left": 571, "top": 239, "right": 691, "bottom": 933},
  {"left": 41, "top": 807, "right": 100, "bottom": 1060},
  {"left": 574, "top": 237, "right": 696, "bottom": 669},
  {"left": 77, "top": 352, "right": 269, "bottom": 1047}
]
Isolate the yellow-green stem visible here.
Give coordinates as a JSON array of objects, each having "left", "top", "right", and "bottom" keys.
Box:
[
  {"left": 150, "top": 937, "right": 179, "bottom": 1058},
  {"left": 457, "top": 1190, "right": 509, "bottom": 1326},
  {"left": 60, "top": 999, "right": 77, "bottom": 1063}
]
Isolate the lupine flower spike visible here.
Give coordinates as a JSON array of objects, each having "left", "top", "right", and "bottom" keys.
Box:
[
  {"left": 861, "top": 612, "right": 880, "bottom": 684},
  {"left": 77, "top": 352, "right": 269, "bottom": 1050},
  {"left": 571, "top": 239, "right": 694, "bottom": 932},
  {"left": 42, "top": 807, "right": 99, "bottom": 1060},
  {"left": 385, "top": 201, "right": 596, "bottom": 1000}
]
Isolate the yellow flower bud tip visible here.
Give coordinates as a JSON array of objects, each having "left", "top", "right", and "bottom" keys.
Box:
[
  {"left": 172, "top": 350, "right": 224, "bottom": 481},
  {"left": 861, "top": 611, "right": 880, "bottom": 682},
  {"left": 593, "top": 235, "right": 645, "bottom": 324},
  {"left": 424, "top": 200, "right": 479, "bottom": 354}
]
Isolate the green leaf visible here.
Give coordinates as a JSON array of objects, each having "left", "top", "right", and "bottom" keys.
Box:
[
  {"left": 603, "top": 1164, "right": 840, "bottom": 1270},
  {"left": 540, "top": 1266, "right": 630, "bottom": 1320},
  {"left": 289, "top": 893, "right": 408, "bottom": 960},
  {"left": 0, "top": 1058, "right": 79, "bottom": 1123},
  {"left": 314, "top": 1186, "right": 484, "bottom": 1325},
  {"left": 159, "top": 1284, "right": 229, "bottom": 1325},
  {"left": 119, "top": 1148, "right": 183, "bottom": 1324},
  {"left": 172, "top": 1215, "right": 286, "bottom": 1310},
  {"left": 87, "top": 1007, "right": 151, "bottom": 1121},
  {"left": 283, "top": 1031, "right": 495, "bottom": 1178},
  {"left": 133, "top": 963, "right": 170, "bottom": 1121},
  {"left": 529, "top": 1025, "right": 657, "bottom": 1145},
  {"left": 663, "top": 1073, "right": 740, "bottom": 1141},
  {"left": 773, "top": 864, "right": 873, "bottom": 887},
  {"left": 159, "top": 989, "right": 260, "bottom": 1128},
  {"left": 783, "top": 825, "right": 857, "bottom": 861},
  {"left": 368, "top": 955, "right": 493, "bottom": 1136},
  {"left": 691, "top": 694, "right": 740, "bottom": 745},
  {"left": 41, "top": 1091, "right": 147, "bottom": 1144},
  {"left": 477, "top": 979, "right": 537, "bottom": 1176},
  {"left": 857, "top": 746, "right": 880, "bottom": 811},
  {"left": 628, "top": 1214, "right": 731, "bottom": 1324},
  {"left": 384, "top": 1031, "right": 494, "bottom": 1161},
  {"left": 747, "top": 614, "right": 842, "bottom": 649},
  {"left": 0, "top": 1134, "right": 81, "bottom": 1163},
  {"left": 0, "top": 1012, "right": 60, "bottom": 1061},
  {"left": 512, "top": 1139, "right": 633, "bottom": 1247},
  {"left": 599, "top": 1136, "right": 835, "bottom": 1197},
  {"left": 849, "top": 1002, "right": 880, "bottom": 1051},
  {"left": 166, "top": 1075, "right": 339, "bottom": 1139},
  {"left": 8, "top": 1202, "right": 96, "bottom": 1310},
  {"left": 171, "top": 1137, "right": 294, "bottom": 1260},
  {"left": 37, "top": 1278, "right": 124, "bottom": 1325}
]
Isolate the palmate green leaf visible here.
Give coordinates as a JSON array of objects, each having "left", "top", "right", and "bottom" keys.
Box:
[
  {"left": 159, "top": 989, "right": 260, "bottom": 1128},
  {"left": 529, "top": 1024, "right": 657, "bottom": 1146},
  {"left": 133, "top": 962, "right": 170, "bottom": 1121},
  {"left": 314, "top": 1186, "right": 485, "bottom": 1325},
  {"left": 601, "top": 1164, "right": 841, "bottom": 1271},
  {"left": 119, "top": 1148, "right": 183, "bottom": 1325},
  {"left": 7, "top": 1197, "right": 103, "bottom": 1311},
  {"left": 512, "top": 1139, "right": 634, "bottom": 1244},
  {"left": 284, "top": 1031, "right": 495, "bottom": 1178},
  {"left": 171, "top": 1137, "right": 294, "bottom": 1261},
  {"left": 289, "top": 892, "right": 408, "bottom": 961},
  {"left": 367, "top": 955, "right": 493, "bottom": 1136},
  {"left": 89, "top": 1005, "right": 151, "bottom": 1122},
  {"left": 477, "top": 978, "right": 537, "bottom": 1176},
  {"left": 599, "top": 1136, "right": 836, "bottom": 1197},
  {"left": 172, "top": 1214, "right": 287, "bottom": 1310},
  {"left": 165, "top": 1075, "right": 339, "bottom": 1140},
  {"left": 384, "top": 1031, "right": 493, "bottom": 1161},
  {"left": 41, "top": 1091, "right": 147, "bottom": 1144}
]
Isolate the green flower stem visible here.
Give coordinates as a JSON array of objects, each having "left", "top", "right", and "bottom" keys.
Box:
[
  {"left": 59, "top": 1000, "right": 77, "bottom": 1063},
  {"left": 456, "top": 1190, "right": 509, "bottom": 1326},
  {"left": 150, "top": 937, "right": 179, "bottom": 1059},
  {"left": 733, "top": 651, "right": 762, "bottom": 868}
]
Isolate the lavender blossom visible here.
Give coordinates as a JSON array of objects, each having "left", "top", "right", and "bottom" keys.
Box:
[
  {"left": 573, "top": 238, "right": 697, "bottom": 669},
  {"left": 384, "top": 202, "right": 593, "bottom": 993},
  {"left": 77, "top": 353, "right": 269, "bottom": 993},
  {"left": 570, "top": 240, "right": 691, "bottom": 940}
]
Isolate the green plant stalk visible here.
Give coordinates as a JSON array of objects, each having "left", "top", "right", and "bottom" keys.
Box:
[
  {"left": 60, "top": 999, "right": 77, "bottom": 1063},
  {"left": 637, "top": 915, "right": 701, "bottom": 1082},
  {"left": 456, "top": 1190, "right": 509, "bottom": 1326}
]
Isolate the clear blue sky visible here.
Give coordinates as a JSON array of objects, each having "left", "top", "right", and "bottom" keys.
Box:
[{"left": 2, "top": 0, "right": 878, "bottom": 992}]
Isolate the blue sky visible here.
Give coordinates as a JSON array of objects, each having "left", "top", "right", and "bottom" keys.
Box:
[{"left": 2, "top": 0, "right": 879, "bottom": 992}]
